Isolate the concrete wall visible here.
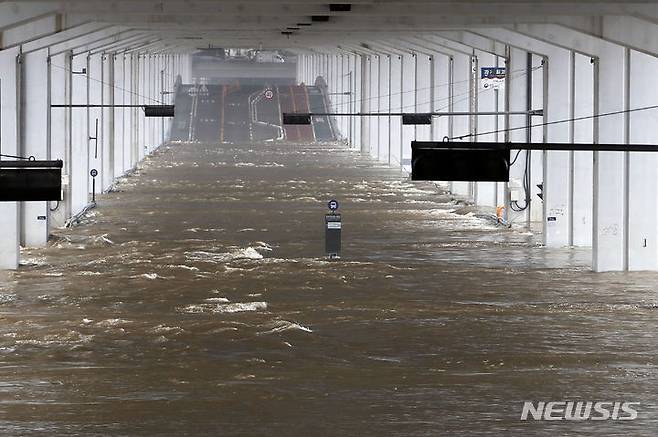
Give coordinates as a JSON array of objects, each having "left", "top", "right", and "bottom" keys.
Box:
[
  {"left": 0, "top": 24, "right": 191, "bottom": 269},
  {"left": 296, "top": 21, "right": 658, "bottom": 273}
]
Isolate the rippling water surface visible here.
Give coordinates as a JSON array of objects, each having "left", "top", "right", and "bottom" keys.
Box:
[{"left": 1, "top": 141, "right": 657, "bottom": 435}]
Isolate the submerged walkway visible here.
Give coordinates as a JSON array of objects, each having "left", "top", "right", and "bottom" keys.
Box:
[{"left": 1, "top": 141, "right": 657, "bottom": 435}]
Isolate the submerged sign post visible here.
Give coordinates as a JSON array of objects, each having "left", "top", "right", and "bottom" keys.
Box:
[
  {"left": 325, "top": 199, "right": 341, "bottom": 259},
  {"left": 90, "top": 169, "right": 98, "bottom": 204},
  {"left": 481, "top": 67, "right": 506, "bottom": 90}
]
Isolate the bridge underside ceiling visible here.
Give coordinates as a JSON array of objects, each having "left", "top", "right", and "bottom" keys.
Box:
[{"left": 3, "top": 2, "right": 658, "bottom": 273}]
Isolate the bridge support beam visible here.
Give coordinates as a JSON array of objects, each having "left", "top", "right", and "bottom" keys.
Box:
[
  {"left": 20, "top": 48, "right": 50, "bottom": 247},
  {"left": 0, "top": 48, "right": 21, "bottom": 269}
]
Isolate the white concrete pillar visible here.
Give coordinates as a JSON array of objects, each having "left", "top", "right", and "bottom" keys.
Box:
[
  {"left": 432, "top": 54, "right": 452, "bottom": 141},
  {"left": 122, "top": 54, "right": 132, "bottom": 169},
  {"left": 572, "top": 53, "right": 594, "bottom": 246},
  {"left": 297, "top": 54, "right": 301, "bottom": 82},
  {"left": 302, "top": 54, "right": 307, "bottom": 83},
  {"left": 389, "top": 54, "right": 402, "bottom": 165},
  {"left": 101, "top": 53, "right": 115, "bottom": 190},
  {"left": 49, "top": 51, "right": 69, "bottom": 227},
  {"left": 331, "top": 54, "right": 337, "bottom": 97},
  {"left": 627, "top": 51, "right": 658, "bottom": 270},
  {"left": 451, "top": 54, "right": 473, "bottom": 196},
  {"left": 378, "top": 54, "right": 391, "bottom": 163},
  {"left": 359, "top": 55, "right": 370, "bottom": 154},
  {"left": 113, "top": 54, "right": 124, "bottom": 176},
  {"left": 369, "top": 55, "right": 379, "bottom": 158},
  {"left": 71, "top": 53, "right": 90, "bottom": 215},
  {"left": 88, "top": 53, "right": 103, "bottom": 196},
  {"left": 20, "top": 49, "right": 50, "bottom": 246},
  {"left": 415, "top": 53, "right": 432, "bottom": 142},
  {"left": 308, "top": 55, "right": 315, "bottom": 82},
  {"left": 312, "top": 54, "right": 317, "bottom": 84},
  {"left": 541, "top": 49, "right": 574, "bottom": 247},
  {"left": 130, "top": 53, "right": 139, "bottom": 165},
  {"left": 353, "top": 54, "right": 363, "bottom": 151},
  {"left": 0, "top": 47, "right": 21, "bottom": 269},
  {"left": 162, "top": 54, "right": 168, "bottom": 144},
  {"left": 507, "top": 48, "right": 533, "bottom": 225},
  {"left": 530, "top": 55, "right": 545, "bottom": 223},
  {"left": 400, "top": 52, "right": 415, "bottom": 171},
  {"left": 474, "top": 51, "right": 500, "bottom": 208},
  {"left": 592, "top": 48, "right": 627, "bottom": 272},
  {"left": 333, "top": 53, "right": 343, "bottom": 142},
  {"left": 156, "top": 55, "right": 163, "bottom": 147},
  {"left": 348, "top": 54, "right": 358, "bottom": 147},
  {"left": 138, "top": 55, "right": 147, "bottom": 159},
  {"left": 144, "top": 54, "right": 153, "bottom": 152}
]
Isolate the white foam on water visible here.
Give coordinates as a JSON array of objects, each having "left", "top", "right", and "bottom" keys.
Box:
[
  {"left": 212, "top": 301, "right": 268, "bottom": 314},
  {"left": 185, "top": 243, "right": 272, "bottom": 264},
  {"left": 14, "top": 330, "right": 94, "bottom": 347},
  {"left": 148, "top": 324, "right": 185, "bottom": 335},
  {"left": 96, "top": 234, "right": 114, "bottom": 245},
  {"left": 77, "top": 271, "right": 103, "bottom": 276},
  {"left": 137, "top": 273, "right": 169, "bottom": 280},
  {"left": 166, "top": 264, "right": 200, "bottom": 271},
  {"left": 204, "top": 297, "right": 230, "bottom": 303},
  {"left": 253, "top": 242, "right": 273, "bottom": 251},
  {"left": 223, "top": 266, "right": 251, "bottom": 273},
  {"left": 258, "top": 320, "right": 313, "bottom": 335},
  {"left": 19, "top": 257, "right": 49, "bottom": 267},
  {"left": 232, "top": 247, "right": 263, "bottom": 260},
  {"left": 0, "top": 293, "right": 17, "bottom": 305},
  {"left": 95, "top": 318, "right": 133, "bottom": 327},
  {"left": 178, "top": 301, "right": 267, "bottom": 314}
]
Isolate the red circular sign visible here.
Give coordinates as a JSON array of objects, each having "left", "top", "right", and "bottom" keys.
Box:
[{"left": 264, "top": 89, "right": 274, "bottom": 100}]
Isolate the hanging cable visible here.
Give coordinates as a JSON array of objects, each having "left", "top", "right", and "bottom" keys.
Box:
[
  {"left": 509, "top": 148, "right": 524, "bottom": 166},
  {"left": 50, "top": 63, "right": 166, "bottom": 105},
  {"left": 510, "top": 150, "right": 532, "bottom": 212},
  {"left": 309, "top": 63, "right": 544, "bottom": 112},
  {"left": 0, "top": 153, "right": 35, "bottom": 160},
  {"left": 448, "top": 104, "right": 658, "bottom": 141}
]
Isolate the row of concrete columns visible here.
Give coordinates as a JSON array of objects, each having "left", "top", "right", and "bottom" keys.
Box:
[
  {"left": 0, "top": 34, "right": 192, "bottom": 269},
  {"left": 296, "top": 26, "right": 658, "bottom": 272}
]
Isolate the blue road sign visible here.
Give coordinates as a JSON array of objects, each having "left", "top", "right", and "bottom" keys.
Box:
[
  {"left": 328, "top": 199, "right": 339, "bottom": 211},
  {"left": 90, "top": 169, "right": 98, "bottom": 178}
]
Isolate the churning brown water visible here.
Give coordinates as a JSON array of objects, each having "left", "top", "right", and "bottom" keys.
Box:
[{"left": 1, "top": 141, "right": 658, "bottom": 436}]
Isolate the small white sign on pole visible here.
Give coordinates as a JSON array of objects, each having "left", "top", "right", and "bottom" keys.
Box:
[{"left": 481, "top": 67, "right": 506, "bottom": 90}]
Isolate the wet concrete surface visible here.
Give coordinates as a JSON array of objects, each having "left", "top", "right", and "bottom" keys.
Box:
[{"left": 1, "top": 141, "right": 658, "bottom": 435}]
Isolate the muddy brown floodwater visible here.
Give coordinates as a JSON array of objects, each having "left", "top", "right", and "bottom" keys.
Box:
[{"left": 1, "top": 141, "right": 658, "bottom": 436}]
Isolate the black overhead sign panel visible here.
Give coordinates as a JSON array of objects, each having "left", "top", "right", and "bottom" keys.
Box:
[
  {"left": 0, "top": 160, "right": 63, "bottom": 202},
  {"left": 283, "top": 113, "right": 312, "bottom": 125},
  {"left": 410, "top": 141, "right": 658, "bottom": 183},
  {"left": 402, "top": 113, "right": 433, "bottom": 125},
  {"left": 144, "top": 105, "right": 175, "bottom": 117},
  {"left": 411, "top": 142, "right": 510, "bottom": 182}
]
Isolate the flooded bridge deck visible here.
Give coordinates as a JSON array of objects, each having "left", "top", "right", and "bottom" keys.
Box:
[{"left": 1, "top": 141, "right": 657, "bottom": 435}]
